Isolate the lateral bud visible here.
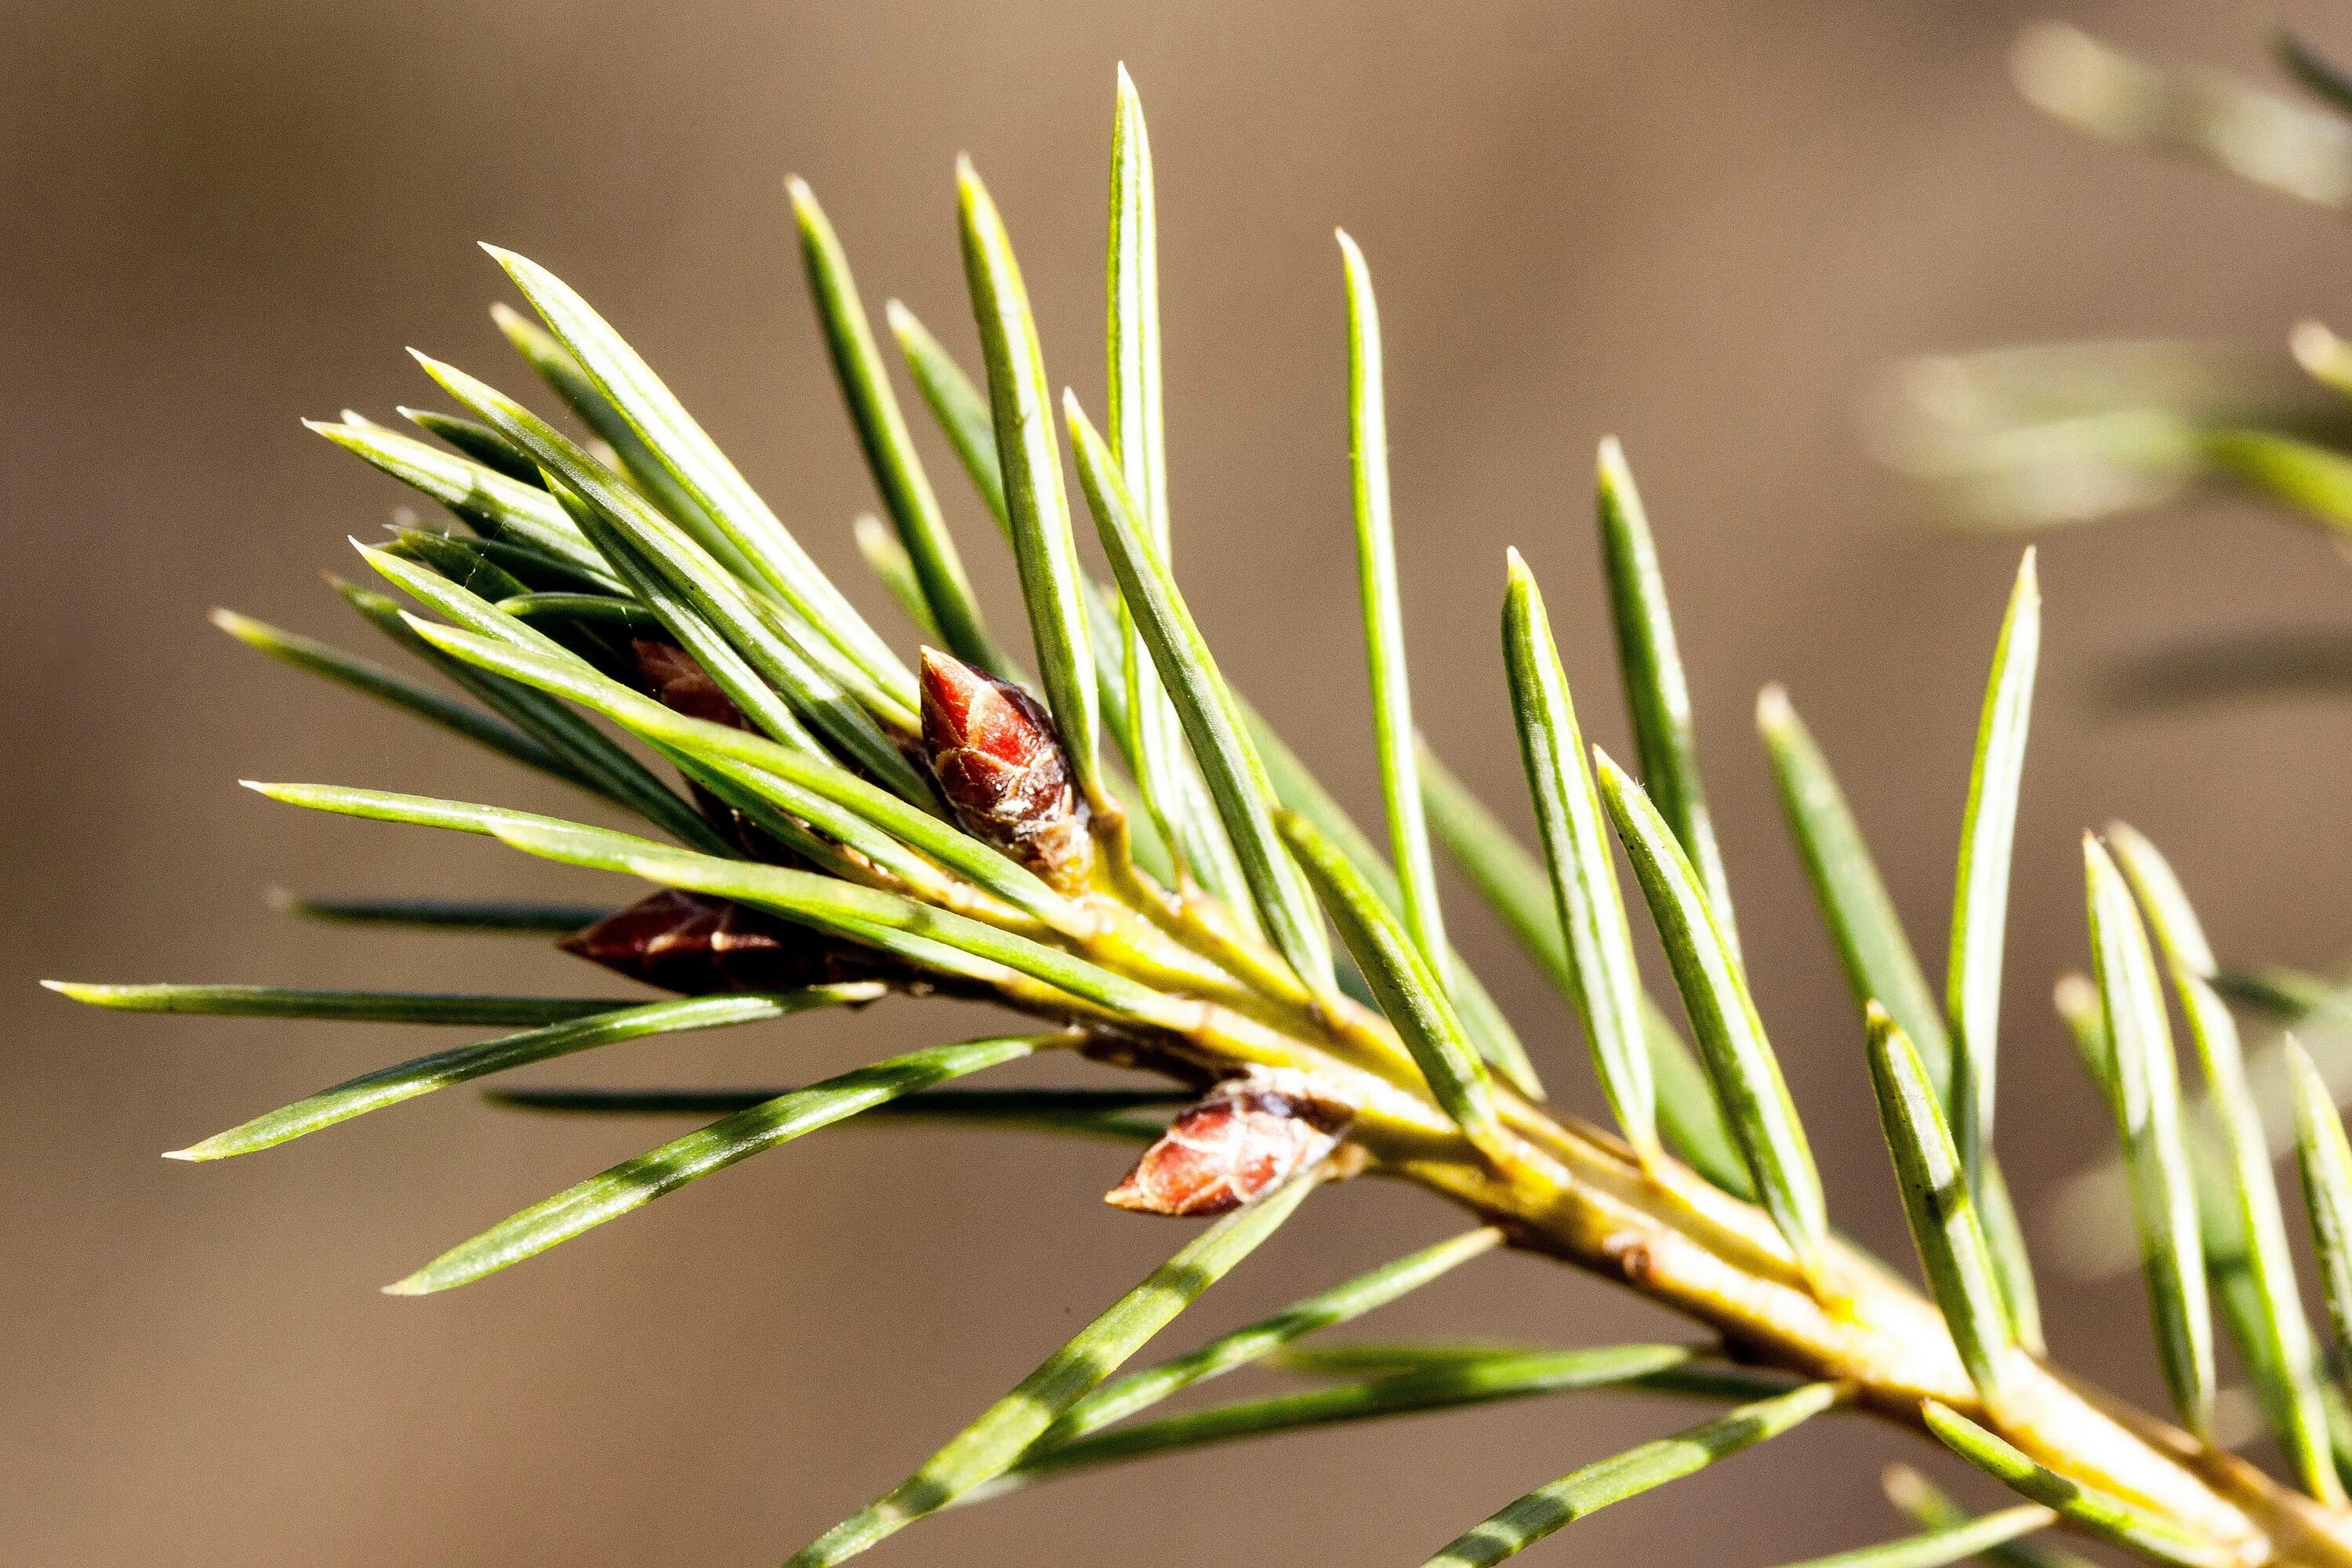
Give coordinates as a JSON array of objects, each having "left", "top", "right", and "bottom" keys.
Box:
[
  {"left": 633, "top": 638, "right": 748, "bottom": 731},
  {"left": 1105, "top": 1069, "right": 1354, "bottom": 1217},
  {"left": 561, "top": 890, "right": 899, "bottom": 994},
  {"left": 919, "top": 648, "right": 1093, "bottom": 890},
  {"left": 630, "top": 641, "right": 808, "bottom": 862}
]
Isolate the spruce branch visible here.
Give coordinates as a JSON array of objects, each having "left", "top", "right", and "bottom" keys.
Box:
[{"left": 51, "top": 49, "right": 2352, "bottom": 1568}]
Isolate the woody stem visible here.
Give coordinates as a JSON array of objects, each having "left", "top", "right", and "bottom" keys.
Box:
[{"left": 1352, "top": 1088, "right": 2352, "bottom": 1568}]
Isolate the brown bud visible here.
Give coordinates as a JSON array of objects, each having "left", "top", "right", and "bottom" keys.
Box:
[
  {"left": 1105, "top": 1071, "right": 1353, "bottom": 1217},
  {"left": 629, "top": 641, "right": 806, "bottom": 860},
  {"left": 920, "top": 648, "right": 1092, "bottom": 890},
  {"left": 633, "top": 639, "right": 748, "bottom": 731},
  {"left": 560, "top": 890, "right": 898, "bottom": 994}
]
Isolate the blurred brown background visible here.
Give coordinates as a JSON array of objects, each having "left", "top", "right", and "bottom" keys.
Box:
[{"left": 8, "top": 2, "right": 2352, "bottom": 1563}]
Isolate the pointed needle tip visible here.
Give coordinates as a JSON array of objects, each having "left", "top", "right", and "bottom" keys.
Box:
[{"left": 161, "top": 1148, "right": 201, "bottom": 1163}]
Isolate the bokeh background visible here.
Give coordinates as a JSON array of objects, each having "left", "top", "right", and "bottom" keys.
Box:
[{"left": 8, "top": 2, "right": 2352, "bottom": 1563}]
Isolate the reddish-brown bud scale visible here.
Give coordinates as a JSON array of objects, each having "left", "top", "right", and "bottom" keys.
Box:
[
  {"left": 629, "top": 641, "right": 809, "bottom": 861},
  {"left": 1104, "top": 1071, "right": 1353, "bottom": 1217},
  {"left": 633, "top": 639, "right": 748, "bottom": 731},
  {"left": 919, "top": 648, "right": 1092, "bottom": 890},
  {"left": 561, "top": 890, "right": 901, "bottom": 994}
]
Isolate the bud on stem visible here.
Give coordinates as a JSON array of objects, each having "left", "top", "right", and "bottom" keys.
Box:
[
  {"left": 630, "top": 640, "right": 818, "bottom": 862},
  {"left": 561, "top": 890, "right": 903, "bottom": 994},
  {"left": 633, "top": 639, "right": 750, "bottom": 731},
  {"left": 920, "top": 648, "right": 1094, "bottom": 890},
  {"left": 1105, "top": 1069, "right": 1353, "bottom": 1216}
]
